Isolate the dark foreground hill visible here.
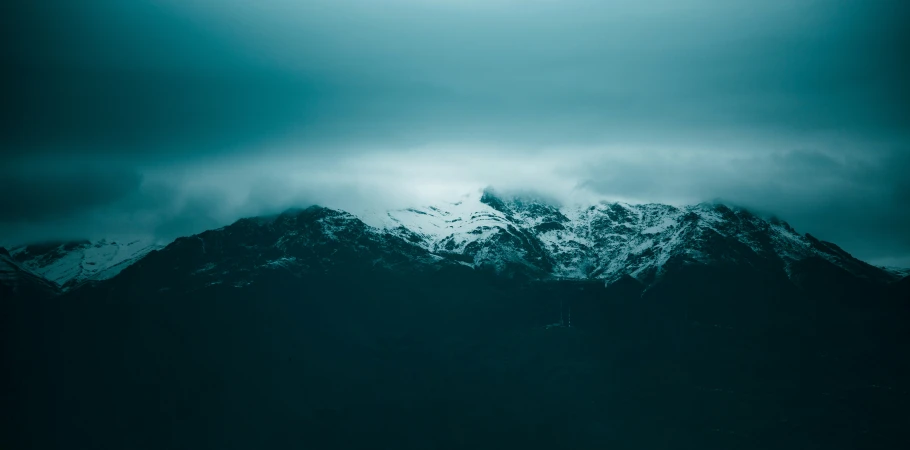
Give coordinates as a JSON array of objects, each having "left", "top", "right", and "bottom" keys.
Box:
[{"left": 4, "top": 201, "right": 910, "bottom": 449}]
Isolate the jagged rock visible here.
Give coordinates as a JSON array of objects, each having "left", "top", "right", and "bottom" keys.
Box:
[
  {"left": 359, "top": 190, "right": 900, "bottom": 285},
  {"left": 7, "top": 190, "right": 905, "bottom": 297}
]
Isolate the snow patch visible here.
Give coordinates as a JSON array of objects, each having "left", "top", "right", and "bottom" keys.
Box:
[{"left": 11, "top": 238, "right": 165, "bottom": 290}]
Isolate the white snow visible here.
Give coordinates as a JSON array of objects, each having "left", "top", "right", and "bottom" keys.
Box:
[
  {"left": 264, "top": 257, "right": 297, "bottom": 269},
  {"left": 353, "top": 191, "right": 878, "bottom": 284},
  {"left": 631, "top": 239, "right": 655, "bottom": 254},
  {"left": 361, "top": 190, "right": 513, "bottom": 256},
  {"left": 642, "top": 216, "right": 678, "bottom": 235},
  {"left": 11, "top": 191, "right": 887, "bottom": 292},
  {"left": 10, "top": 238, "right": 164, "bottom": 290}
]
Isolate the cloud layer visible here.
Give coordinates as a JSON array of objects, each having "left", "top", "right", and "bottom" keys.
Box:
[{"left": 3, "top": 0, "right": 909, "bottom": 266}]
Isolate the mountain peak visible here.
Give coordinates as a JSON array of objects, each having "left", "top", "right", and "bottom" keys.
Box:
[
  {"left": 9, "top": 238, "right": 163, "bottom": 290},
  {"left": 9, "top": 195, "right": 899, "bottom": 296},
  {"left": 479, "top": 187, "right": 509, "bottom": 212},
  {"left": 358, "top": 195, "right": 898, "bottom": 285}
]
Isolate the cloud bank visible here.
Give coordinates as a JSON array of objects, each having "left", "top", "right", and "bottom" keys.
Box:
[{"left": 2, "top": 0, "right": 909, "bottom": 266}]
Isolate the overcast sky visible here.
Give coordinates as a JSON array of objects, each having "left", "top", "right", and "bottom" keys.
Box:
[{"left": 3, "top": 0, "right": 909, "bottom": 266}]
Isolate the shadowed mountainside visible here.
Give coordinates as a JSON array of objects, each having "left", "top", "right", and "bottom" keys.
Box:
[{"left": 4, "top": 200, "right": 910, "bottom": 449}]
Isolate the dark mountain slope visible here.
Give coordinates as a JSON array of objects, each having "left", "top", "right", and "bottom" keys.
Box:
[{"left": 5, "top": 205, "right": 910, "bottom": 449}]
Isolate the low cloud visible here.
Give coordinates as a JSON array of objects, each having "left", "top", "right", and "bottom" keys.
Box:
[
  {"left": 2, "top": 143, "right": 908, "bottom": 266},
  {"left": 2, "top": 1, "right": 909, "bottom": 267}
]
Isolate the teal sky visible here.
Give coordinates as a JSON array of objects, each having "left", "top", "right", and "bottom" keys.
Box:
[{"left": 3, "top": 0, "right": 909, "bottom": 266}]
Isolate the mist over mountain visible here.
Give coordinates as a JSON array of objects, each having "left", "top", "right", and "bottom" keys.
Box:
[
  {"left": 6, "top": 189, "right": 906, "bottom": 296},
  {"left": 4, "top": 0, "right": 910, "bottom": 266}
]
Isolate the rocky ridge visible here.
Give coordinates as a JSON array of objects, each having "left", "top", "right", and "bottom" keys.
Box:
[
  {"left": 359, "top": 189, "right": 900, "bottom": 286},
  {"left": 4, "top": 189, "right": 905, "bottom": 296},
  {"left": 8, "top": 238, "right": 163, "bottom": 291}
]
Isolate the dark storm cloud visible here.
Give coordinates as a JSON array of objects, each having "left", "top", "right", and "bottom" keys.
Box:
[
  {"left": 2, "top": 0, "right": 909, "bottom": 265},
  {"left": 4, "top": 1, "right": 334, "bottom": 157},
  {"left": 6, "top": 0, "right": 909, "bottom": 156},
  {"left": 0, "top": 161, "right": 143, "bottom": 222}
]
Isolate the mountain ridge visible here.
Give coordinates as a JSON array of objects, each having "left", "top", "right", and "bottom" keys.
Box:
[
  {"left": 6, "top": 192, "right": 910, "bottom": 449},
  {"left": 7, "top": 238, "right": 163, "bottom": 292},
  {"left": 358, "top": 188, "right": 902, "bottom": 287},
  {"left": 3, "top": 190, "right": 906, "bottom": 297}
]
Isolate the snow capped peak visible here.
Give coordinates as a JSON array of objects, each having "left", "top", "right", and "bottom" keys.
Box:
[
  {"left": 10, "top": 192, "right": 897, "bottom": 296},
  {"left": 351, "top": 191, "right": 896, "bottom": 285},
  {"left": 9, "top": 238, "right": 165, "bottom": 291}
]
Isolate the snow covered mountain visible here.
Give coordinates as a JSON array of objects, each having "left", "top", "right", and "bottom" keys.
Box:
[
  {"left": 111, "top": 206, "right": 454, "bottom": 294},
  {"left": 9, "top": 190, "right": 909, "bottom": 448},
  {"left": 10, "top": 190, "right": 907, "bottom": 450},
  {"left": 4, "top": 188, "right": 904, "bottom": 297},
  {"left": 359, "top": 188, "right": 900, "bottom": 286},
  {"left": 8, "top": 238, "right": 164, "bottom": 291}
]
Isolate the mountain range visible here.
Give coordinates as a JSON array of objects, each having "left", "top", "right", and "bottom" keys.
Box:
[
  {"left": 4, "top": 189, "right": 909, "bottom": 449},
  {"left": 3, "top": 189, "right": 905, "bottom": 297}
]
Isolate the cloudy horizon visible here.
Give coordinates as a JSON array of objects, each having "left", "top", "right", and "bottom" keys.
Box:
[{"left": 3, "top": 0, "right": 909, "bottom": 266}]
